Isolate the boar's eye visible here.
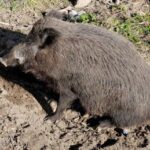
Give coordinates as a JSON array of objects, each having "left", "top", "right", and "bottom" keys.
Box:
[
  {"left": 39, "top": 28, "right": 60, "bottom": 49},
  {"left": 13, "top": 58, "right": 20, "bottom": 66},
  {"left": 9, "top": 58, "right": 20, "bottom": 67}
]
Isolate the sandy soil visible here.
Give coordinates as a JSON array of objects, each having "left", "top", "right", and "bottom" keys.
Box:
[{"left": 0, "top": 1, "right": 150, "bottom": 150}]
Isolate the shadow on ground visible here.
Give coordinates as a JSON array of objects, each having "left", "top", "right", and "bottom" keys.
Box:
[{"left": 0, "top": 27, "right": 55, "bottom": 116}]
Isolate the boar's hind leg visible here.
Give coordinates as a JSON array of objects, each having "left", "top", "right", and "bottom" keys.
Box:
[
  {"left": 45, "top": 88, "right": 77, "bottom": 122},
  {"left": 111, "top": 107, "right": 139, "bottom": 128}
]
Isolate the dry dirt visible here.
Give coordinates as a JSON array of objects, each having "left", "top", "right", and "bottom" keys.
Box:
[{"left": 0, "top": 0, "right": 150, "bottom": 150}]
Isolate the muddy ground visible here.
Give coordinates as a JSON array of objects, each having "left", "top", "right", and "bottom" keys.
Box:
[{"left": 0, "top": 0, "right": 150, "bottom": 150}]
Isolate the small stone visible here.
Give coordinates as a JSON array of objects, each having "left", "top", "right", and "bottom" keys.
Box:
[
  {"left": 65, "top": 109, "right": 80, "bottom": 120},
  {"left": 82, "top": 114, "right": 90, "bottom": 119},
  {"left": 81, "top": 122, "right": 87, "bottom": 127},
  {"left": 78, "top": 11, "right": 86, "bottom": 16},
  {"left": 0, "top": 88, "right": 8, "bottom": 96},
  {"left": 73, "top": 117, "right": 79, "bottom": 122},
  {"left": 68, "top": 10, "right": 78, "bottom": 18},
  {"left": 79, "top": 114, "right": 89, "bottom": 123},
  {"left": 97, "top": 126, "right": 102, "bottom": 133},
  {"left": 123, "top": 128, "right": 130, "bottom": 136},
  {"left": 113, "top": 0, "right": 120, "bottom": 5},
  {"left": 56, "top": 120, "right": 67, "bottom": 130}
]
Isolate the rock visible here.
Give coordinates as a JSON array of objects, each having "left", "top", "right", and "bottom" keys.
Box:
[
  {"left": 68, "top": 10, "right": 78, "bottom": 18},
  {"left": 59, "top": 6, "right": 73, "bottom": 14},
  {"left": 75, "top": 0, "right": 92, "bottom": 8},
  {"left": 56, "top": 120, "right": 67, "bottom": 129},
  {"left": 67, "top": 9, "right": 86, "bottom": 22},
  {"left": 0, "top": 88, "right": 8, "bottom": 97},
  {"left": 65, "top": 109, "right": 80, "bottom": 120},
  {"left": 112, "top": 0, "right": 120, "bottom": 5}
]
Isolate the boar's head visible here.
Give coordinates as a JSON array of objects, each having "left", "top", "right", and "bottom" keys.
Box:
[
  {"left": 0, "top": 25, "right": 60, "bottom": 68},
  {"left": 0, "top": 43, "right": 35, "bottom": 67}
]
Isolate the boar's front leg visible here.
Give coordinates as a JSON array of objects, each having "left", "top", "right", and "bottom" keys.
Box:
[{"left": 45, "top": 88, "right": 77, "bottom": 122}]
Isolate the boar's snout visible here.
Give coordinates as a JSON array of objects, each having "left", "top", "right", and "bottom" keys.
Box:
[
  {"left": 0, "top": 57, "right": 8, "bottom": 67},
  {"left": 0, "top": 55, "right": 20, "bottom": 67},
  {"left": 0, "top": 43, "right": 29, "bottom": 68}
]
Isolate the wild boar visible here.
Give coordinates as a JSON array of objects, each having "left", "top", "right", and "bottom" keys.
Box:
[{"left": 0, "top": 10, "right": 150, "bottom": 128}]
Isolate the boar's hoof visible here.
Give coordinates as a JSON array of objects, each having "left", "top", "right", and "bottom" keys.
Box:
[
  {"left": 43, "top": 113, "right": 61, "bottom": 123},
  {"left": 115, "top": 128, "right": 129, "bottom": 136}
]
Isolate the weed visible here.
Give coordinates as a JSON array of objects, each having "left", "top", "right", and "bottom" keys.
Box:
[
  {"left": 112, "top": 14, "right": 150, "bottom": 45},
  {"left": 78, "top": 13, "right": 97, "bottom": 24},
  {"left": 110, "top": 4, "right": 128, "bottom": 13}
]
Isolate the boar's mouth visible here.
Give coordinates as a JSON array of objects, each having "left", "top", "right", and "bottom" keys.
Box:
[{"left": 0, "top": 57, "right": 20, "bottom": 67}]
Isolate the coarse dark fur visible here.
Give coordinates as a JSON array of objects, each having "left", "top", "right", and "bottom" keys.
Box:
[{"left": 1, "top": 10, "right": 150, "bottom": 128}]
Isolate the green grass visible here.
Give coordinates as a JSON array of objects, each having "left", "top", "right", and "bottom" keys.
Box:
[
  {"left": 77, "top": 1, "right": 149, "bottom": 50},
  {"left": 77, "top": 13, "right": 97, "bottom": 24},
  {"left": 112, "top": 13, "right": 150, "bottom": 45},
  {"left": 78, "top": 11, "right": 150, "bottom": 50}
]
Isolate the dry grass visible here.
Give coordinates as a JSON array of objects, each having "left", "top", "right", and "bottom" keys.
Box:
[{"left": 0, "top": 0, "right": 69, "bottom": 11}]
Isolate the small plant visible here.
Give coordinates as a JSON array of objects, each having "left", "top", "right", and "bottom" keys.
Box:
[
  {"left": 78, "top": 13, "right": 97, "bottom": 23},
  {"left": 0, "top": 1, "right": 4, "bottom": 8},
  {"left": 143, "top": 25, "right": 150, "bottom": 35},
  {"left": 110, "top": 4, "right": 128, "bottom": 13},
  {"left": 10, "top": 0, "right": 19, "bottom": 11}
]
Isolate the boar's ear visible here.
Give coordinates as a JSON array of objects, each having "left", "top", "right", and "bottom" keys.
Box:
[{"left": 39, "top": 28, "right": 60, "bottom": 49}]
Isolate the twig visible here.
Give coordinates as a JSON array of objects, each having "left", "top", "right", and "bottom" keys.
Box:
[{"left": 0, "top": 21, "right": 11, "bottom": 26}]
